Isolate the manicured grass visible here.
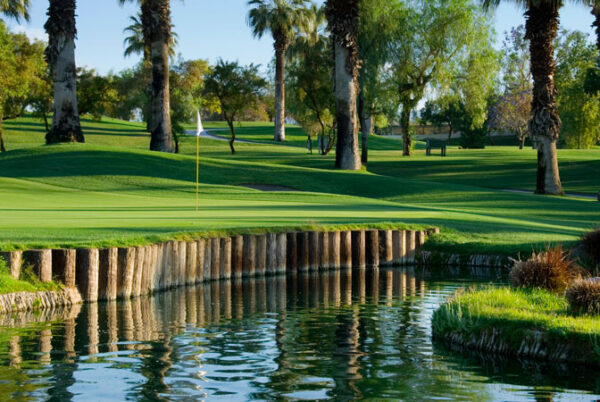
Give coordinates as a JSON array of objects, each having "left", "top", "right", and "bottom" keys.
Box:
[
  {"left": 0, "top": 115, "right": 599, "bottom": 254},
  {"left": 432, "top": 287, "right": 600, "bottom": 364},
  {"left": 0, "top": 260, "right": 61, "bottom": 294}
]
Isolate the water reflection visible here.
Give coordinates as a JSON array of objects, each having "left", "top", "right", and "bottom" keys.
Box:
[{"left": 0, "top": 269, "right": 598, "bottom": 401}]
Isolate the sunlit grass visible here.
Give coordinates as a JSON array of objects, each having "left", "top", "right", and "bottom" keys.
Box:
[
  {"left": 0, "top": 259, "right": 61, "bottom": 294},
  {"left": 0, "top": 115, "right": 599, "bottom": 254},
  {"left": 433, "top": 287, "right": 600, "bottom": 344}
]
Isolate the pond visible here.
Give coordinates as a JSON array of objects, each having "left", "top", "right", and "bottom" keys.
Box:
[{"left": 0, "top": 269, "right": 598, "bottom": 401}]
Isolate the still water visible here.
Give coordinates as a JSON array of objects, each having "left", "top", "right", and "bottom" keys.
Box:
[{"left": 0, "top": 269, "right": 598, "bottom": 401}]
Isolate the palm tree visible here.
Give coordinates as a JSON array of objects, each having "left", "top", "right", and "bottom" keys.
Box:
[
  {"left": 483, "top": 0, "right": 563, "bottom": 195},
  {"left": 325, "top": 0, "right": 361, "bottom": 170},
  {"left": 119, "top": 0, "right": 174, "bottom": 152},
  {"left": 44, "top": 0, "right": 84, "bottom": 144},
  {"left": 0, "top": 0, "right": 30, "bottom": 21},
  {"left": 590, "top": 2, "right": 600, "bottom": 52},
  {"left": 247, "top": 0, "right": 309, "bottom": 142},
  {"left": 123, "top": 12, "right": 178, "bottom": 61}
]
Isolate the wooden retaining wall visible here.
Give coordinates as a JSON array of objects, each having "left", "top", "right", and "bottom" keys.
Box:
[{"left": 0, "top": 228, "right": 437, "bottom": 302}]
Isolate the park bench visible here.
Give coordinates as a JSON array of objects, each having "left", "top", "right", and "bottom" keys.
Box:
[{"left": 425, "top": 139, "right": 448, "bottom": 156}]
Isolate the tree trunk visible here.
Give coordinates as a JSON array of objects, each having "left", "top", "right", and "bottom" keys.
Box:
[
  {"left": 227, "top": 120, "right": 236, "bottom": 155},
  {"left": 592, "top": 5, "right": 600, "bottom": 54},
  {"left": 400, "top": 104, "right": 411, "bottom": 156},
  {"left": 44, "top": 0, "right": 84, "bottom": 144},
  {"left": 143, "top": 0, "right": 174, "bottom": 153},
  {"left": 447, "top": 124, "right": 453, "bottom": 141},
  {"left": 43, "top": 114, "right": 50, "bottom": 133},
  {"left": 327, "top": 0, "right": 361, "bottom": 170},
  {"left": 526, "top": 4, "right": 563, "bottom": 195},
  {"left": 274, "top": 43, "right": 286, "bottom": 142},
  {"left": 358, "top": 93, "right": 370, "bottom": 164},
  {"left": 0, "top": 119, "right": 5, "bottom": 153},
  {"left": 519, "top": 129, "right": 525, "bottom": 150}
]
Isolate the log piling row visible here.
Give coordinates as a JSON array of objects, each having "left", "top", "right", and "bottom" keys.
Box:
[{"left": 0, "top": 228, "right": 436, "bottom": 302}]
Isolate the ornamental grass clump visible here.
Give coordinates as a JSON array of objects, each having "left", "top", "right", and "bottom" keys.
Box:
[
  {"left": 566, "top": 278, "right": 600, "bottom": 315},
  {"left": 581, "top": 228, "right": 600, "bottom": 268},
  {"left": 509, "top": 246, "right": 585, "bottom": 293}
]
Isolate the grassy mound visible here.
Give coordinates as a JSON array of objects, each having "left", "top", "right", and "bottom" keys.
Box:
[
  {"left": 432, "top": 287, "right": 600, "bottom": 366},
  {"left": 0, "top": 259, "right": 61, "bottom": 294}
]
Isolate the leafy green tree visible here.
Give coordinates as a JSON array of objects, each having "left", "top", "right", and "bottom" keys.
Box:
[
  {"left": 170, "top": 58, "right": 212, "bottom": 153},
  {"left": 483, "top": 0, "right": 564, "bottom": 195},
  {"left": 44, "top": 0, "right": 84, "bottom": 144},
  {"left": 420, "top": 99, "right": 463, "bottom": 141},
  {"left": 357, "top": 0, "right": 397, "bottom": 163},
  {"left": 488, "top": 25, "right": 532, "bottom": 149},
  {"left": 247, "top": 0, "right": 309, "bottom": 142},
  {"left": 0, "top": 22, "right": 17, "bottom": 152},
  {"left": 555, "top": 30, "right": 600, "bottom": 149},
  {"left": 287, "top": 3, "right": 336, "bottom": 155},
  {"left": 325, "top": 0, "right": 361, "bottom": 170},
  {"left": 203, "top": 60, "right": 267, "bottom": 154},
  {"left": 77, "top": 68, "right": 121, "bottom": 120},
  {"left": 0, "top": 10, "right": 46, "bottom": 151},
  {"left": 389, "top": 0, "right": 492, "bottom": 156}
]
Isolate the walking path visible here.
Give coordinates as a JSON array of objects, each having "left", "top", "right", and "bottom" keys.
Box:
[
  {"left": 502, "top": 188, "right": 597, "bottom": 200},
  {"left": 185, "top": 129, "right": 257, "bottom": 144}
]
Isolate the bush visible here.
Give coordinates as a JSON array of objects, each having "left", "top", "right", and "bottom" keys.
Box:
[
  {"left": 567, "top": 278, "right": 600, "bottom": 315},
  {"left": 509, "top": 246, "right": 586, "bottom": 292},
  {"left": 581, "top": 228, "right": 600, "bottom": 267}
]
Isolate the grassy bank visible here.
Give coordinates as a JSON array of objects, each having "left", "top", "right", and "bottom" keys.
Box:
[
  {"left": 0, "top": 260, "right": 61, "bottom": 294},
  {"left": 432, "top": 287, "right": 600, "bottom": 365},
  {"left": 0, "top": 115, "right": 599, "bottom": 254}
]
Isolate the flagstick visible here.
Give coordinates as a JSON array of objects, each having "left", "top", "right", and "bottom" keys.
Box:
[{"left": 196, "top": 132, "right": 199, "bottom": 212}]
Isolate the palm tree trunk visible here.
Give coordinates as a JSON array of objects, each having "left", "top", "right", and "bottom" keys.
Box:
[
  {"left": 592, "top": 4, "right": 600, "bottom": 54},
  {"left": 526, "top": 4, "right": 562, "bottom": 195},
  {"left": 44, "top": 0, "right": 84, "bottom": 144},
  {"left": 358, "top": 93, "right": 370, "bottom": 164},
  {"left": 143, "top": 0, "right": 174, "bottom": 153},
  {"left": 274, "top": 43, "right": 286, "bottom": 142},
  {"left": 327, "top": 0, "right": 361, "bottom": 170},
  {"left": 400, "top": 104, "right": 411, "bottom": 156}
]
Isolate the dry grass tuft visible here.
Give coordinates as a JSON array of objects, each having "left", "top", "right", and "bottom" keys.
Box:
[
  {"left": 567, "top": 278, "right": 600, "bottom": 315},
  {"left": 509, "top": 245, "right": 586, "bottom": 293},
  {"left": 581, "top": 228, "right": 600, "bottom": 267}
]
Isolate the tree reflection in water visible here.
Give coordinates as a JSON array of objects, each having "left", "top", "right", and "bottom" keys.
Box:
[{"left": 0, "top": 269, "right": 597, "bottom": 400}]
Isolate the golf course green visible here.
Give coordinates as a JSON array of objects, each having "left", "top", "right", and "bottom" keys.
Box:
[{"left": 1, "top": 115, "right": 599, "bottom": 255}]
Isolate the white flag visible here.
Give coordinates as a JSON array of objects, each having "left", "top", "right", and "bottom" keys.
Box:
[{"left": 196, "top": 109, "right": 204, "bottom": 137}]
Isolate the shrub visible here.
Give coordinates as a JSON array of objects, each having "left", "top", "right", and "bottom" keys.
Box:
[
  {"left": 581, "top": 228, "right": 600, "bottom": 267},
  {"left": 509, "top": 246, "right": 586, "bottom": 292},
  {"left": 567, "top": 278, "right": 600, "bottom": 315}
]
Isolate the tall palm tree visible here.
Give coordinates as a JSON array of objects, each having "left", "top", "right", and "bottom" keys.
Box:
[
  {"left": 484, "top": 0, "right": 563, "bottom": 195},
  {"left": 0, "top": 0, "right": 30, "bottom": 152},
  {"left": 119, "top": 0, "right": 174, "bottom": 152},
  {"left": 44, "top": 0, "right": 84, "bottom": 144},
  {"left": 590, "top": 2, "right": 600, "bottom": 52},
  {"left": 123, "top": 12, "right": 178, "bottom": 61},
  {"left": 325, "top": 0, "right": 361, "bottom": 170},
  {"left": 247, "top": 0, "right": 309, "bottom": 142}
]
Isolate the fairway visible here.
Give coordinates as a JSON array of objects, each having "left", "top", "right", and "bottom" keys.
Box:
[{"left": 1, "top": 116, "right": 599, "bottom": 255}]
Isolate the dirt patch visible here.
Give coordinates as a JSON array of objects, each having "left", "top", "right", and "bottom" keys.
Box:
[{"left": 240, "top": 183, "right": 299, "bottom": 192}]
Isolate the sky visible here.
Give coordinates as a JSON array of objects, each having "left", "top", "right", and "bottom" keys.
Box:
[{"left": 5, "top": 0, "right": 596, "bottom": 76}]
